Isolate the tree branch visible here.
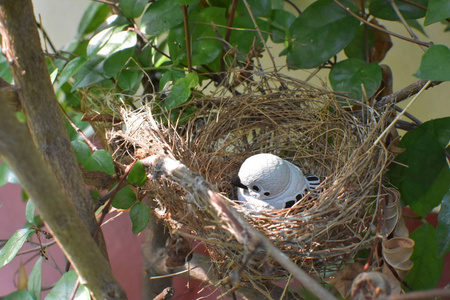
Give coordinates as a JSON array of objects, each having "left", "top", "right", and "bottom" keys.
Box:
[
  {"left": 0, "top": 0, "right": 105, "bottom": 247},
  {"left": 376, "top": 80, "right": 443, "bottom": 108},
  {"left": 0, "top": 91, "right": 126, "bottom": 299}
]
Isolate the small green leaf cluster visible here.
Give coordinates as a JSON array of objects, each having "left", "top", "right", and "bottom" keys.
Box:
[{"left": 72, "top": 140, "right": 150, "bottom": 234}]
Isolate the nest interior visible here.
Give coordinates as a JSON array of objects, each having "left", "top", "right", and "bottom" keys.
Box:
[{"left": 107, "top": 72, "right": 394, "bottom": 284}]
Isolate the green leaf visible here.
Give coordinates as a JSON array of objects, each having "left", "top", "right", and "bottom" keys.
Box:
[
  {"left": 235, "top": 0, "right": 271, "bottom": 18},
  {"left": 344, "top": 25, "right": 376, "bottom": 61},
  {"left": 269, "top": 9, "right": 296, "bottom": 44},
  {"left": 164, "top": 72, "right": 199, "bottom": 108},
  {"left": 0, "top": 161, "right": 19, "bottom": 186},
  {"left": 103, "top": 47, "right": 135, "bottom": 77},
  {"left": 406, "top": 19, "right": 428, "bottom": 37},
  {"left": 159, "top": 69, "right": 186, "bottom": 91},
  {"left": 0, "top": 228, "right": 34, "bottom": 268},
  {"left": 415, "top": 44, "right": 450, "bottom": 81},
  {"left": 45, "top": 270, "right": 90, "bottom": 300},
  {"left": 127, "top": 161, "right": 147, "bottom": 187},
  {"left": 25, "top": 199, "right": 36, "bottom": 224},
  {"left": 287, "top": 0, "right": 359, "bottom": 69},
  {"left": 425, "top": 0, "right": 450, "bottom": 25},
  {"left": 388, "top": 117, "right": 450, "bottom": 216},
  {"left": 72, "top": 55, "right": 109, "bottom": 90},
  {"left": 88, "top": 28, "right": 136, "bottom": 57},
  {"left": 58, "top": 57, "right": 89, "bottom": 87},
  {"left": 119, "top": 0, "right": 148, "bottom": 18},
  {"left": 28, "top": 257, "right": 42, "bottom": 300},
  {"left": 406, "top": 223, "right": 444, "bottom": 290},
  {"left": 71, "top": 140, "right": 91, "bottom": 164},
  {"left": 112, "top": 185, "right": 137, "bottom": 209},
  {"left": 167, "top": 6, "right": 226, "bottom": 66},
  {"left": 436, "top": 191, "right": 450, "bottom": 256},
  {"left": 0, "top": 48, "right": 13, "bottom": 83},
  {"left": 140, "top": 0, "right": 184, "bottom": 35},
  {"left": 117, "top": 70, "right": 143, "bottom": 94},
  {"left": 3, "top": 290, "right": 34, "bottom": 300},
  {"left": 130, "top": 202, "right": 150, "bottom": 234},
  {"left": 329, "top": 59, "right": 382, "bottom": 99},
  {"left": 229, "top": 12, "right": 268, "bottom": 58},
  {"left": 82, "top": 149, "right": 115, "bottom": 175},
  {"left": 369, "top": 0, "right": 428, "bottom": 20},
  {"left": 77, "top": 2, "right": 111, "bottom": 37},
  {"left": 72, "top": 27, "right": 137, "bottom": 90}
]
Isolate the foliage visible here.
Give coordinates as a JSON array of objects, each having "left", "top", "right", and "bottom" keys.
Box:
[{"left": 0, "top": 0, "right": 449, "bottom": 298}]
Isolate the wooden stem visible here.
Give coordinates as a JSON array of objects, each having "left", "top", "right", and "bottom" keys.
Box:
[{"left": 0, "top": 91, "right": 126, "bottom": 299}]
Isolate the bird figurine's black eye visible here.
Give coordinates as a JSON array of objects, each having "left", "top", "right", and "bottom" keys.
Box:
[
  {"left": 264, "top": 192, "right": 270, "bottom": 196},
  {"left": 252, "top": 185, "right": 260, "bottom": 192}
]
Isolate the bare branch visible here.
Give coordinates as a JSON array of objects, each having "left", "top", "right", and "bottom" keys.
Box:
[{"left": 376, "top": 80, "right": 443, "bottom": 108}]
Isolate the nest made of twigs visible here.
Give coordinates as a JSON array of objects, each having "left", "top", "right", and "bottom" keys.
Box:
[{"left": 106, "top": 72, "right": 394, "bottom": 285}]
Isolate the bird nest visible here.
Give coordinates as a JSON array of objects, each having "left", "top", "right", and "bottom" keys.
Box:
[{"left": 106, "top": 72, "right": 395, "bottom": 285}]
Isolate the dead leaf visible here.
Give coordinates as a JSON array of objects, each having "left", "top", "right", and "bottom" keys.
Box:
[
  {"left": 380, "top": 188, "right": 401, "bottom": 237},
  {"left": 369, "top": 20, "right": 393, "bottom": 63},
  {"left": 17, "top": 261, "right": 28, "bottom": 290},
  {"left": 326, "top": 262, "right": 364, "bottom": 298},
  {"left": 381, "top": 263, "right": 402, "bottom": 295},
  {"left": 382, "top": 237, "right": 414, "bottom": 279},
  {"left": 351, "top": 271, "right": 392, "bottom": 300},
  {"left": 375, "top": 64, "right": 393, "bottom": 99}
]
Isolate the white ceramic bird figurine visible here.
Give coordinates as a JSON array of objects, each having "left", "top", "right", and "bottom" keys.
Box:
[{"left": 232, "top": 153, "right": 320, "bottom": 210}]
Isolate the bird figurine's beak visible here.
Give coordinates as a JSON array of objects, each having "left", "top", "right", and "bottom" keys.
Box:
[{"left": 231, "top": 174, "right": 247, "bottom": 189}]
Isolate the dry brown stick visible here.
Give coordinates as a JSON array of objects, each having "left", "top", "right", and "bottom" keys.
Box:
[
  {"left": 375, "top": 80, "right": 443, "bottom": 108},
  {"left": 0, "top": 91, "right": 126, "bottom": 299},
  {"left": 0, "top": 0, "right": 104, "bottom": 244},
  {"left": 181, "top": 5, "right": 192, "bottom": 73},
  {"left": 141, "top": 155, "right": 338, "bottom": 300}
]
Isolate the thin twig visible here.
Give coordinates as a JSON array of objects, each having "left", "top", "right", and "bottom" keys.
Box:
[
  {"left": 241, "top": 0, "right": 279, "bottom": 73},
  {"left": 374, "top": 81, "right": 431, "bottom": 146},
  {"left": 333, "top": 0, "right": 433, "bottom": 47},
  {"left": 93, "top": 159, "right": 137, "bottom": 240},
  {"left": 59, "top": 104, "right": 98, "bottom": 152},
  {"left": 284, "top": 0, "right": 301, "bottom": 15},
  {"left": 388, "top": 0, "right": 426, "bottom": 52},
  {"left": 69, "top": 278, "right": 81, "bottom": 300},
  {"left": 181, "top": 5, "right": 192, "bottom": 73},
  {"left": 16, "top": 241, "right": 57, "bottom": 256},
  {"left": 394, "top": 105, "right": 422, "bottom": 125},
  {"left": 225, "top": 0, "right": 238, "bottom": 42}
]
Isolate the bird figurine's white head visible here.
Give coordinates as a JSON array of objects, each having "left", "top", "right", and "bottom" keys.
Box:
[{"left": 232, "top": 153, "right": 320, "bottom": 210}]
